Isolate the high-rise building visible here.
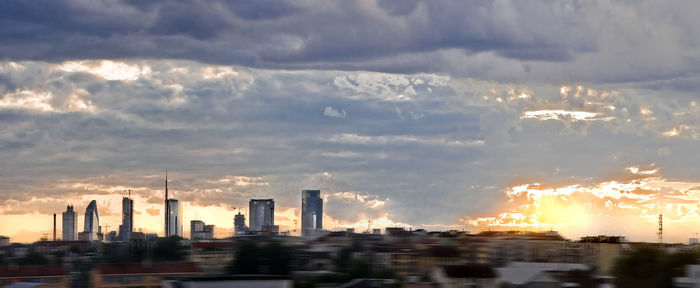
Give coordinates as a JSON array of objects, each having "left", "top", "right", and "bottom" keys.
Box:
[
  {"left": 53, "top": 213, "right": 57, "bottom": 241},
  {"left": 118, "top": 195, "right": 134, "bottom": 241},
  {"left": 163, "top": 172, "right": 183, "bottom": 237},
  {"left": 301, "top": 190, "right": 323, "bottom": 236},
  {"left": 249, "top": 199, "right": 274, "bottom": 232},
  {"left": 190, "top": 220, "right": 214, "bottom": 240},
  {"left": 166, "top": 199, "right": 182, "bottom": 237},
  {"left": 234, "top": 212, "right": 247, "bottom": 235},
  {"left": 62, "top": 205, "right": 77, "bottom": 241},
  {"left": 83, "top": 200, "right": 100, "bottom": 241}
]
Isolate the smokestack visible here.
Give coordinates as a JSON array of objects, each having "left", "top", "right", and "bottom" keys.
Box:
[{"left": 53, "top": 213, "right": 56, "bottom": 241}]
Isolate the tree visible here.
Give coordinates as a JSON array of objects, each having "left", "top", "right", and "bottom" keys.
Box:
[
  {"left": 349, "top": 258, "right": 372, "bottom": 279},
  {"left": 264, "top": 241, "right": 292, "bottom": 275},
  {"left": 18, "top": 250, "right": 49, "bottom": 265},
  {"left": 335, "top": 247, "right": 353, "bottom": 273},
  {"left": 231, "top": 241, "right": 261, "bottom": 274},
  {"left": 152, "top": 236, "right": 187, "bottom": 262},
  {"left": 613, "top": 246, "right": 699, "bottom": 288}
]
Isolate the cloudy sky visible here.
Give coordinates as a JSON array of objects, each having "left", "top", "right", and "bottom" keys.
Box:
[{"left": 2, "top": 0, "right": 700, "bottom": 243}]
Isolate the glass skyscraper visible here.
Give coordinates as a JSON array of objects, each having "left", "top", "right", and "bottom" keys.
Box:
[
  {"left": 83, "top": 200, "right": 100, "bottom": 240},
  {"left": 249, "top": 199, "right": 274, "bottom": 232},
  {"left": 166, "top": 199, "right": 182, "bottom": 237},
  {"left": 301, "top": 190, "right": 323, "bottom": 236}
]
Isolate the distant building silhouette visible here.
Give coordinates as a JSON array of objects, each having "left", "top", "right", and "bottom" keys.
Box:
[
  {"left": 82, "top": 200, "right": 101, "bottom": 241},
  {"left": 62, "top": 205, "right": 77, "bottom": 241},
  {"left": 234, "top": 212, "right": 247, "bottom": 235},
  {"left": 249, "top": 199, "right": 274, "bottom": 232},
  {"left": 301, "top": 190, "right": 323, "bottom": 236},
  {"left": 118, "top": 195, "right": 134, "bottom": 241},
  {"left": 190, "top": 220, "right": 214, "bottom": 240}
]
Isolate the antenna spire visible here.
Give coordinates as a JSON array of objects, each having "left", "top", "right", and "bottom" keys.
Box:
[{"left": 164, "top": 171, "right": 169, "bottom": 236}]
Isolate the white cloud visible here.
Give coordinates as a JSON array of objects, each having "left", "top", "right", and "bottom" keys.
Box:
[
  {"left": 59, "top": 60, "right": 151, "bottom": 81},
  {"left": 521, "top": 110, "right": 609, "bottom": 122},
  {"left": 323, "top": 106, "right": 346, "bottom": 118}
]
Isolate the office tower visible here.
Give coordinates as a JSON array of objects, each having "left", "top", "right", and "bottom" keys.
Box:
[
  {"left": 166, "top": 199, "right": 182, "bottom": 237},
  {"left": 118, "top": 195, "right": 134, "bottom": 241},
  {"left": 62, "top": 205, "right": 77, "bottom": 241},
  {"left": 301, "top": 190, "right": 323, "bottom": 236},
  {"left": 83, "top": 200, "right": 100, "bottom": 241},
  {"left": 249, "top": 199, "right": 274, "bottom": 232},
  {"left": 53, "top": 214, "right": 56, "bottom": 241},
  {"left": 190, "top": 220, "right": 214, "bottom": 240}
]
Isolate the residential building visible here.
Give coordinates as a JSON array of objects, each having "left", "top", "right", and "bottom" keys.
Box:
[
  {"left": 92, "top": 262, "right": 199, "bottom": 287},
  {"left": 190, "top": 242, "right": 235, "bottom": 274},
  {"left": 0, "top": 265, "right": 70, "bottom": 287},
  {"left": 234, "top": 212, "right": 247, "bottom": 235},
  {"left": 62, "top": 205, "right": 77, "bottom": 241},
  {"left": 301, "top": 190, "right": 322, "bottom": 236},
  {"left": 118, "top": 196, "right": 134, "bottom": 241},
  {"left": 163, "top": 275, "right": 293, "bottom": 288},
  {"left": 431, "top": 265, "right": 497, "bottom": 288},
  {"left": 249, "top": 199, "right": 274, "bottom": 232}
]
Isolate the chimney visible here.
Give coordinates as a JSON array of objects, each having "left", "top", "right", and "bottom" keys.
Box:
[{"left": 53, "top": 213, "right": 57, "bottom": 241}]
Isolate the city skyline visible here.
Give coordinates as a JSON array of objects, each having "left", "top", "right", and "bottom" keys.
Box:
[{"left": 3, "top": 1, "right": 700, "bottom": 244}]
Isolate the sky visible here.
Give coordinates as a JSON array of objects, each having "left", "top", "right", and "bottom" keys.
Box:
[{"left": 2, "top": 0, "right": 700, "bottom": 243}]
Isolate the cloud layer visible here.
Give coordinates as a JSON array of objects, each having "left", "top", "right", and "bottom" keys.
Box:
[
  {"left": 1, "top": 1, "right": 700, "bottom": 83},
  {"left": 1, "top": 58, "right": 700, "bottom": 241}
]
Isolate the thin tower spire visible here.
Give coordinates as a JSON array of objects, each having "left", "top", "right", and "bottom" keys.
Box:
[{"left": 165, "top": 171, "right": 169, "bottom": 236}]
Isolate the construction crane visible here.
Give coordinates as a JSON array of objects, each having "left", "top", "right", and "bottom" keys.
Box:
[{"left": 658, "top": 214, "right": 663, "bottom": 245}]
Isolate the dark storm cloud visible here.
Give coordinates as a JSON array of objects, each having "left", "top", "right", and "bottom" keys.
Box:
[{"left": 1, "top": 0, "right": 667, "bottom": 82}]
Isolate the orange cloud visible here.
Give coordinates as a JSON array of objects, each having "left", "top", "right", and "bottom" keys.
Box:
[{"left": 463, "top": 165, "right": 700, "bottom": 242}]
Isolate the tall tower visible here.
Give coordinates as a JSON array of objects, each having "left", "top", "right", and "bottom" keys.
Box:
[
  {"left": 249, "top": 199, "right": 274, "bottom": 232},
  {"left": 166, "top": 199, "right": 182, "bottom": 237},
  {"left": 234, "top": 212, "right": 247, "bottom": 235},
  {"left": 83, "top": 200, "right": 100, "bottom": 241},
  {"left": 301, "top": 190, "right": 323, "bottom": 236},
  {"left": 119, "top": 192, "right": 134, "bottom": 241},
  {"left": 62, "top": 205, "right": 77, "bottom": 241}
]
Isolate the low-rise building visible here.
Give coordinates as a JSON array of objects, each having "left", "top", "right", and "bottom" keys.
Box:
[
  {"left": 190, "top": 241, "right": 235, "bottom": 274},
  {"left": 92, "top": 262, "right": 200, "bottom": 287},
  {"left": 0, "top": 265, "right": 70, "bottom": 287},
  {"left": 431, "top": 265, "right": 497, "bottom": 288}
]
